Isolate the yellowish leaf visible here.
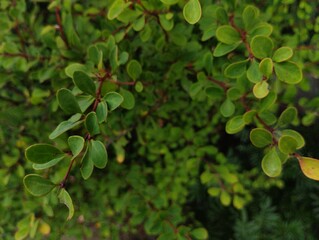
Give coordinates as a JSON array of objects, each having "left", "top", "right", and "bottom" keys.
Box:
[{"left": 298, "top": 157, "right": 319, "bottom": 181}]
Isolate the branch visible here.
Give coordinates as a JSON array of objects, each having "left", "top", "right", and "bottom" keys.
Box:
[{"left": 55, "top": 7, "right": 69, "bottom": 48}]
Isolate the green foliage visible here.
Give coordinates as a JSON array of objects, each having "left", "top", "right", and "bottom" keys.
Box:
[{"left": 1, "top": 0, "right": 319, "bottom": 239}]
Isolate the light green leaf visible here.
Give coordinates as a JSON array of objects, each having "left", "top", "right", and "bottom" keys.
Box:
[
  {"left": 126, "top": 60, "right": 142, "bottom": 80},
  {"left": 159, "top": 14, "right": 174, "bottom": 31},
  {"left": 213, "top": 42, "right": 241, "bottom": 57},
  {"left": 281, "top": 129, "right": 305, "bottom": 149},
  {"left": 85, "top": 112, "right": 100, "bottom": 136},
  {"left": 250, "top": 23, "right": 273, "bottom": 37},
  {"left": 216, "top": 25, "right": 241, "bottom": 45},
  {"left": 25, "top": 144, "right": 64, "bottom": 164},
  {"left": 278, "top": 135, "right": 298, "bottom": 154},
  {"left": 57, "top": 88, "right": 82, "bottom": 114},
  {"left": 183, "top": 0, "right": 201, "bottom": 25},
  {"left": 103, "top": 92, "right": 124, "bottom": 111},
  {"left": 190, "top": 228, "right": 208, "bottom": 240},
  {"left": 68, "top": 135, "right": 85, "bottom": 158},
  {"left": 250, "top": 128, "right": 273, "bottom": 148},
  {"left": 107, "top": 0, "right": 126, "bottom": 20},
  {"left": 250, "top": 35, "right": 274, "bottom": 59},
  {"left": 220, "top": 98, "right": 235, "bottom": 117},
  {"left": 225, "top": 116, "right": 245, "bottom": 134},
  {"left": 298, "top": 157, "right": 319, "bottom": 181},
  {"left": 224, "top": 60, "right": 248, "bottom": 78},
  {"left": 242, "top": 5, "right": 259, "bottom": 31},
  {"left": 49, "top": 114, "right": 84, "bottom": 139},
  {"left": 261, "top": 148, "right": 282, "bottom": 177},
  {"left": 259, "top": 91, "right": 277, "bottom": 112},
  {"left": 135, "top": 81, "right": 144, "bottom": 92},
  {"left": 160, "top": 0, "right": 179, "bottom": 4},
  {"left": 253, "top": 81, "right": 269, "bottom": 99},
  {"left": 58, "top": 188, "right": 74, "bottom": 220},
  {"left": 65, "top": 63, "right": 89, "bottom": 78},
  {"left": 247, "top": 59, "right": 263, "bottom": 83},
  {"left": 243, "top": 110, "right": 257, "bottom": 124},
  {"left": 73, "top": 71, "right": 96, "bottom": 96},
  {"left": 277, "top": 107, "right": 297, "bottom": 127},
  {"left": 208, "top": 187, "right": 220, "bottom": 197},
  {"left": 89, "top": 140, "right": 108, "bottom": 169},
  {"left": 272, "top": 46, "right": 293, "bottom": 62},
  {"left": 220, "top": 190, "right": 231, "bottom": 206},
  {"left": 32, "top": 156, "right": 65, "bottom": 170},
  {"left": 120, "top": 88, "right": 135, "bottom": 110},
  {"left": 23, "top": 174, "right": 56, "bottom": 197},
  {"left": 259, "top": 58, "right": 273, "bottom": 78},
  {"left": 274, "top": 61, "right": 303, "bottom": 84}
]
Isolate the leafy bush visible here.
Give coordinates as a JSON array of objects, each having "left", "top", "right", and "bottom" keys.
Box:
[{"left": 1, "top": 0, "right": 319, "bottom": 239}]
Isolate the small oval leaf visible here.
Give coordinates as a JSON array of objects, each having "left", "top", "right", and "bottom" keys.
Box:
[
  {"left": 183, "top": 0, "right": 202, "bottom": 25},
  {"left": 23, "top": 174, "right": 56, "bottom": 197}
]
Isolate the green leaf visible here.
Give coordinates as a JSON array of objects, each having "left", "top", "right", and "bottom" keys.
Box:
[
  {"left": 227, "top": 87, "right": 242, "bottom": 100},
  {"left": 85, "top": 112, "right": 100, "bottom": 136},
  {"left": 220, "top": 190, "right": 231, "bottom": 206},
  {"left": 205, "top": 86, "right": 224, "bottom": 100},
  {"left": 25, "top": 144, "right": 64, "bottom": 164},
  {"left": 49, "top": 114, "right": 84, "bottom": 139},
  {"left": 261, "top": 148, "right": 282, "bottom": 177},
  {"left": 233, "top": 195, "right": 245, "bottom": 209},
  {"left": 281, "top": 129, "right": 305, "bottom": 149},
  {"left": 23, "top": 174, "right": 55, "bottom": 197},
  {"left": 298, "top": 157, "right": 319, "bottom": 181},
  {"left": 274, "top": 61, "right": 303, "bottom": 84},
  {"left": 133, "top": 15, "right": 145, "bottom": 31},
  {"left": 77, "top": 95, "right": 95, "bottom": 112},
  {"left": 247, "top": 59, "right": 263, "bottom": 83},
  {"left": 73, "top": 71, "right": 96, "bottom": 96},
  {"left": 96, "top": 100, "right": 108, "bottom": 123},
  {"left": 57, "top": 88, "right": 82, "bottom": 114},
  {"left": 88, "top": 45, "right": 100, "bottom": 64},
  {"left": 277, "top": 107, "right": 297, "bottom": 127},
  {"left": 208, "top": 187, "right": 220, "bottom": 197},
  {"left": 216, "top": 25, "right": 241, "bottom": 45},
  {"left": 183, "top": 0, "right": 202, "bottom": 25},
  {"left": 120, "top": 88, "right": 135, "bottom": 110},
  {"left": 250, "top": 128, "right": 273, "bottom": 148},
  {"left": 224, "top": 60, "right": 248, "bottom": 78},
  {"left": 213, "top": 42, "right": 240, "bottom": 57},
  {"left": 242, "top": 5, "right": 259, "bottom": 31},
  {"left": 190, "top": 228, "right": 208, "bottom": 240},
  {"left": 58, "top": 188, "right": 74, "bottom": 220},
  {"left": 250, "top": 36, "right": 274, "bottom": 59},
  {"left": 250, "top": 23, "right": 273, "bottom": 37},
  {"left": 81, "top": 145, "right": 94, "bottom": 180},
  {"left": 278, "top": 135, "right": 298, "bottom": 154},
  {"left": 253, "top": 81, "right": 269, "bottom": 99},
  {"left": 68, "top": 135, "right": 85, "bottom": 158},
  {"left": 259, "top": 91, "right": 277, "bottom": 112},
  {"left": 259, "top": 58, "right": 273, "bottom": 78},
  {"left": 65, "top": 63, "right": 89, "bottom": 78},
  {"left": 243, "top": 110, "right": 257, "bottom": 124},
  {"left": 107, "top": 0, "right": 126, "bottom": 20},
  {"left": 272, "top": 47, "right": 293, "bottom": 62},
  {"left": 32, "top": 156, "right": 65, "bottom": 170},
  {"left": 225, "top": 116, "right": 245, "bottom": 134},
  {"left": 160, "top": 0, "right": 179, "bottom": 4},
  {"left": 126, "top": 60, "right": 142, "bottom": 81},
  {"left": 135, "top": 81, "right": 144, "bottom": 92},
  {"left": 220, "top": 98, "right": 235, "bottom": 117},
  {"left": 103, "top": 92, "right": 124, "bottom": 111},
  {"left": 159, "top": 14, "right": 174, "bottom": 31},
  {"left": 89, "top": 140, "right": 108, "bottom": 169}
]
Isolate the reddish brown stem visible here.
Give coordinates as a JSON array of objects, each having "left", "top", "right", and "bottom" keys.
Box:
[
  {"left": 60, "top": 157, "right": 76, "bottom": 188},
  {"left": 55, "top": 7, "right": 69, "bottom": 48},
  {"left": 207, "top": 76, "right": 229, "bottom": 92}
]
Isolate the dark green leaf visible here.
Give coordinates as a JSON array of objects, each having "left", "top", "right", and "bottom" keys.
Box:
[
  {"left": 23, "top": 174, "right": 55, "bottom": 196},
  {"left": 89, "top": 140, "right": 108, "bottom": 169},
  {"left": 96, "top": 100, "right": 108, "bottom": 123},
  {"left": 225, "top": 116, "right": 245, "bottom": 134},
  {"left": 57, "top": 88, "right": 82, "bottom": 114},
  {"left": 120, "top": 88, "right": 135, "bottom": 110},
  {"left": 220, "top": 98, "right": 235, "bottom": 117},
  {"left": 224, "top": 60, "right": 248, "bottom": 78},
  {"left": 73, "top": 71, "right": 96, "bottom": 96},
  {"left": 81, "top": 145, "right": 94, "bottom": 180},
  {"left": 127, "top": 60, "right": 142, "bottom": 80},
  {"left": 278, "top": 135, "right": 298, "bottom": 154},
  {"left": 250, "top": 128, "right": 273, "bottom": 148},
  {"left": 25, "top": 144, "right": 64, "bottom": 164},
  {"left": 216, "top": 25, "right": 241, "bottom": 45},
  {"left": 277, "top": 107, "right": 297, "bottom": 127},
  {"left": 85, "top": 112, "right": 100, "bottom": 136}
]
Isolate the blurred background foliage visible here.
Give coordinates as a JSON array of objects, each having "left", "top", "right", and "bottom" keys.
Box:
[{"left": 0, "top": 0, "right": 319, "bottom": 239}]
